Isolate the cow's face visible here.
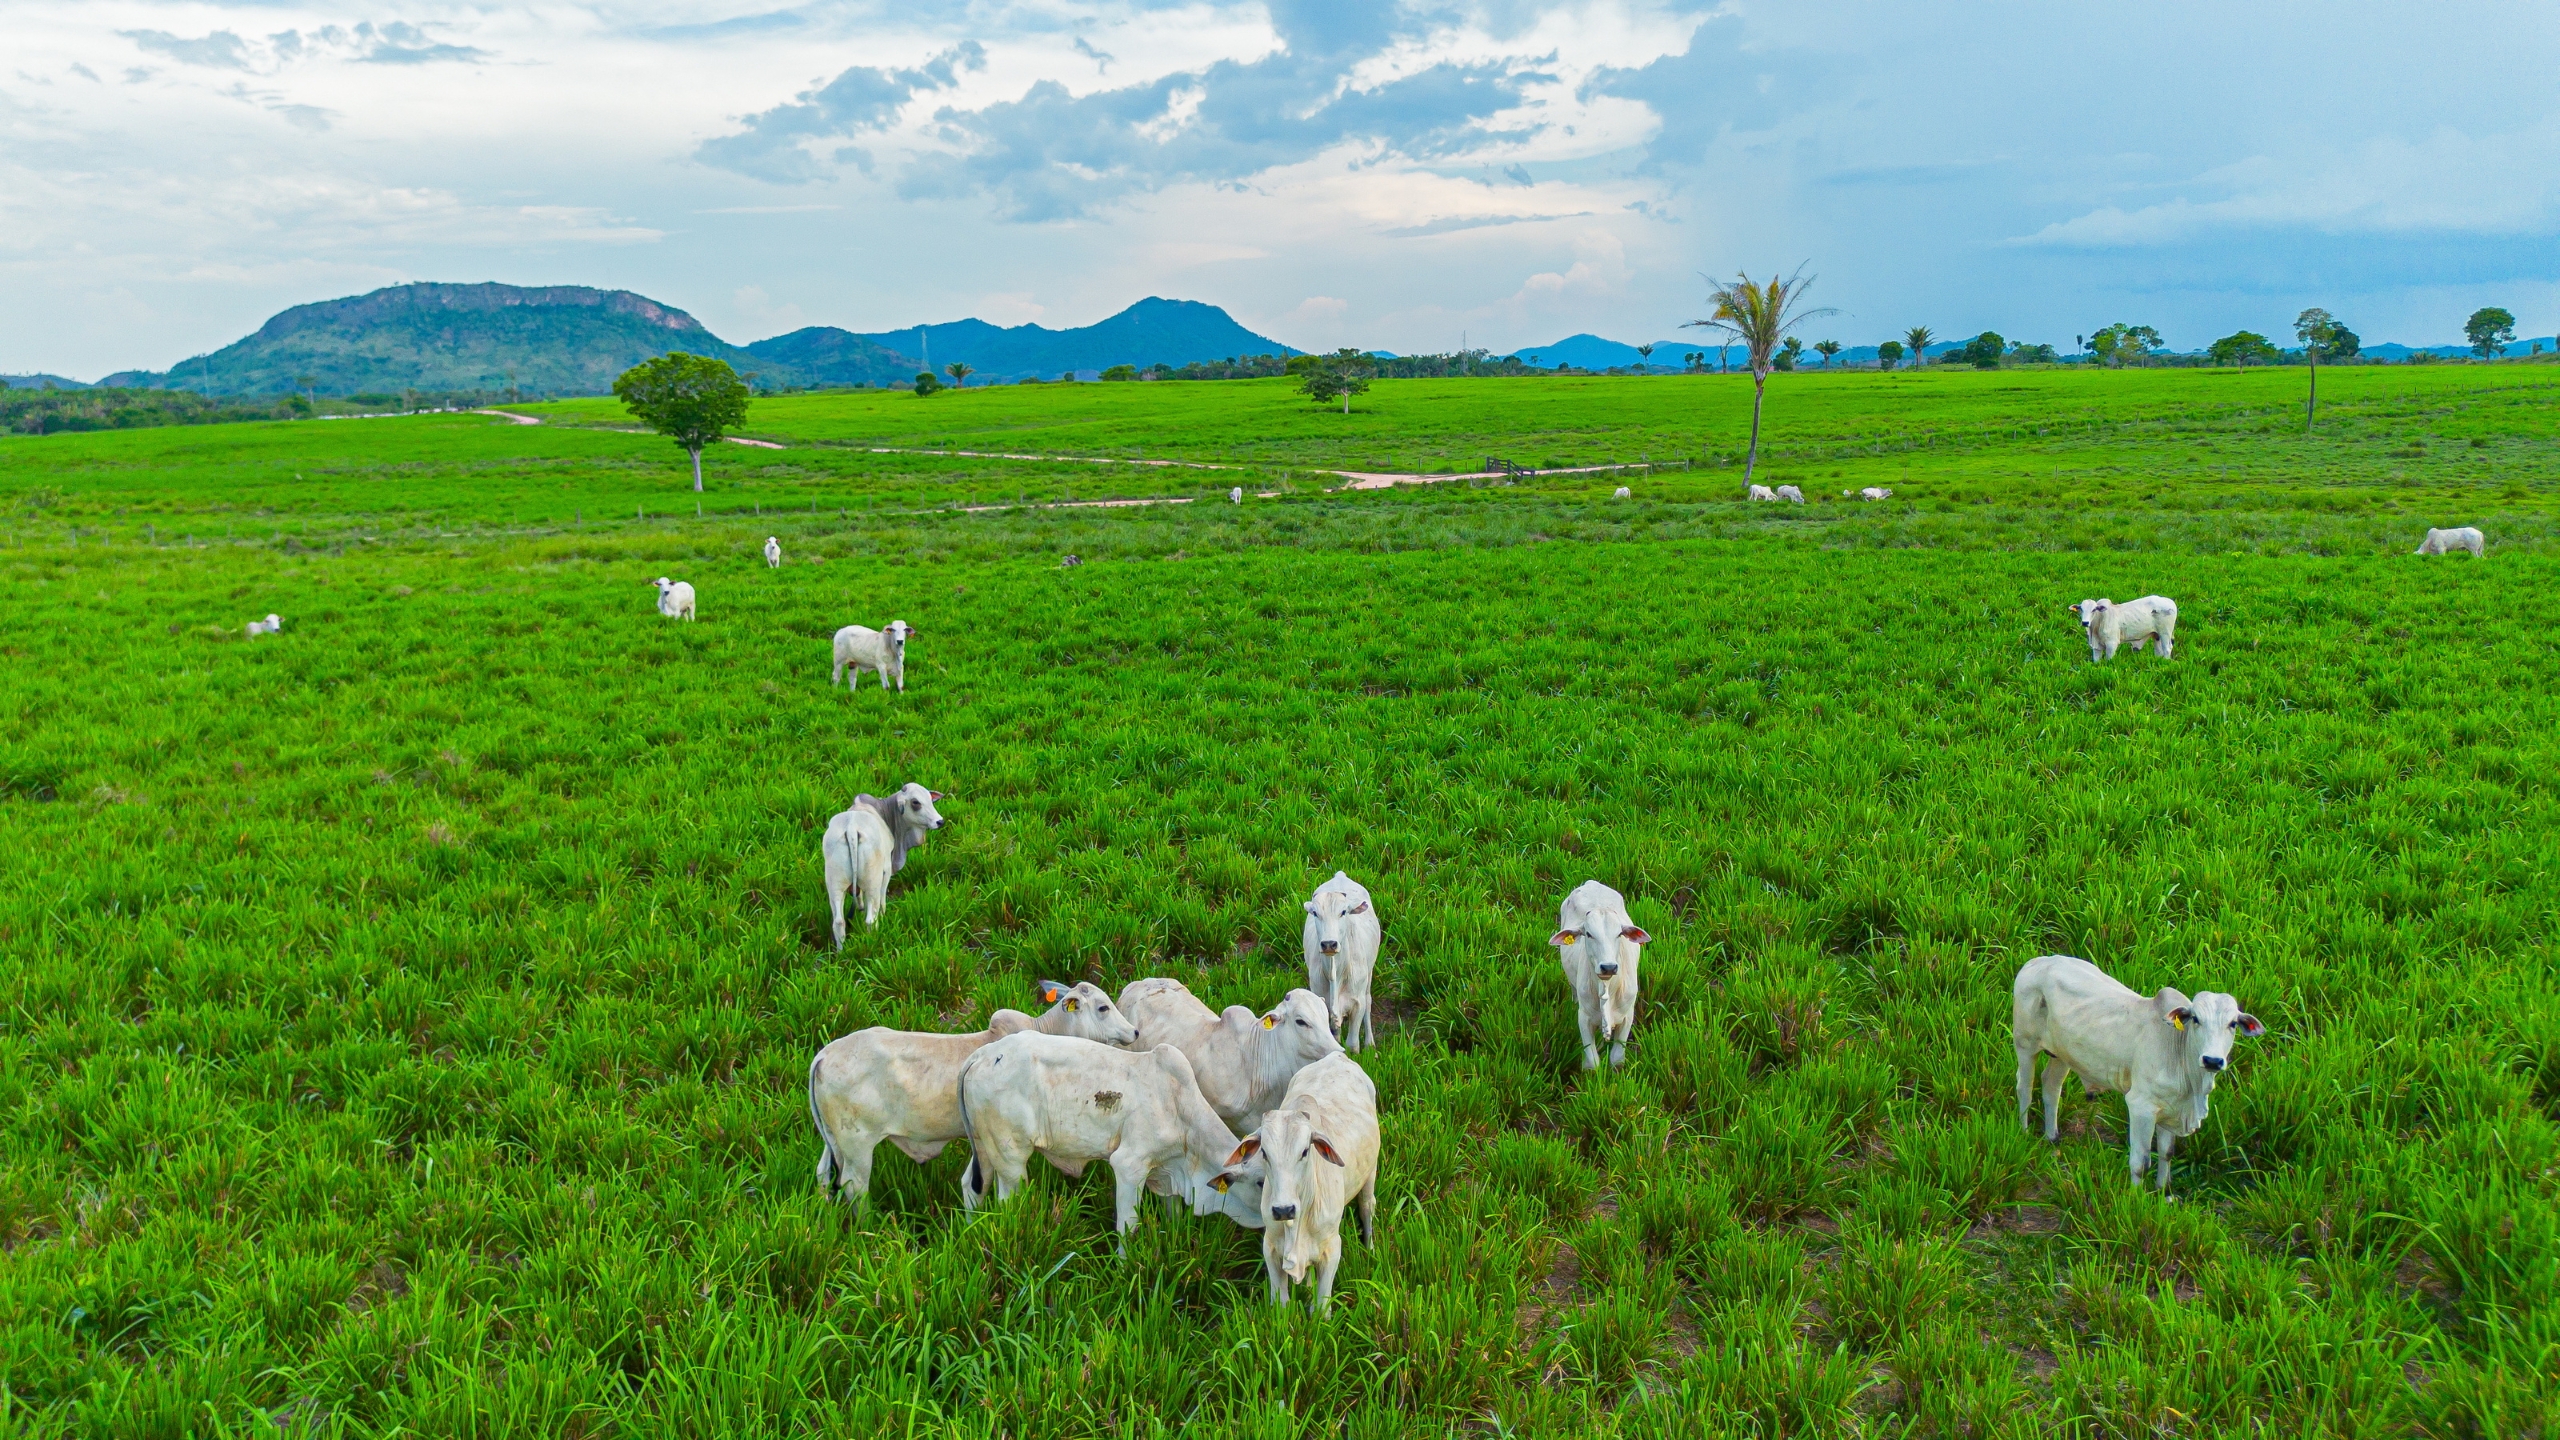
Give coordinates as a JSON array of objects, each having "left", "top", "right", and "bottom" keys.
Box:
[
  {"left": 1203, "top": 1143, "right": 1267, "bottom": 1224},
  {"left": 885, "top": 620, "right": 914, "bottom": 652},
  {"left": 2167, "top": 990, "right": 2262, "bottom": 1073},
  {"left": 1551, "top": 913, "right": 1650, "bottom": 978},
  {"left": 1038, "top": 979, "right": 1141, "bottom": 1047},
  {"left": 2070, "top": 598, "right": 2111, "bottom": 639},
  {"left": 1261, "top": 989, "right": 1344, "bottom": 1061},
  {"left": 1303, "top": 886, "right": 1370, "bottom": 959},
  {"left": 1229, "top": 1116, "right": 1344, "bottom": 1276},
  {"left": 894, "top": 783, "right": 946, "bottom": 832}
]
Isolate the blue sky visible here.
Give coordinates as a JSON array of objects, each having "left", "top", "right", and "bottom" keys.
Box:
[{"left": 6, "top": 1, "right": 2559, "bottom": 377}]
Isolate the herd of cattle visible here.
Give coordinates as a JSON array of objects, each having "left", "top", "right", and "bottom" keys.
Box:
[{"left": 614, "top": 520, "right": 2486, "bottom": 1309}]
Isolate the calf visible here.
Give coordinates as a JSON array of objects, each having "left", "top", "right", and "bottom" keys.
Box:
[
  {"left": 765, "top": 536, "right": 783, "bottom": 568},
  {"left": 1613, "top": 486, "right": 1632, "bottom": 499},
  {"left": 822, "top": 804, "right": 894, "bottom": 943},
  {"left": 2415, "top": 526, "right": 2484, "bottom": 557},
  {"left": 1748, "top": 484, "right": 1776, "bottom": 501},
  {"left": 831, "top": 621, "right": 915, "bottom": 693},
  {"left": 1116, "top": 978, "right": 1342, "bottom": 1130},
  {"left": 1860, "top": 486, "right": 1893, "bottom": 501},
  {"left": 2070, "top": 595, "right": 2176, "bottom": 662},
  {"left": 852, "top": 783, "right": 947, "bottom": 875},
  {"left": 1551, "top": 880, "right": 1650, "bottom": 1070},
  {"left": 1214, "top": 1053, "right": 1380, "bottom": 1313},
  {"left": 1301, "top": 871, "right": 1381, "bottom": 1053},
  {"left": 2012, "top": 953, "right": 2262, "bottom": 1194},
  {"left": 808, "top": 980, "right": 1137, "bottom": 1207},
  {"left": 652, "top": 577, "right": 697, "bottom": 621},
  {"left": 957, "top": 1034, "right": 1245, "bottom": 1238},
  {"left": 1774, "top": 484, "right": 1806, "bottom": 503}
]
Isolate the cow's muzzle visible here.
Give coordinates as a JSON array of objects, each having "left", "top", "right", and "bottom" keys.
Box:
[
  {"left": 1319, "top": 941, "right": 1338, "bottom": 956},
  {"left": 2200, "top": 1054, "right": 2226, "bottom": 1072},
  {"left": 1596, "top": 962, "right": 1619, "bottom": 978},
  {"left": 1270, "top": 1203, "right": 1298, "bottom": 1222}
]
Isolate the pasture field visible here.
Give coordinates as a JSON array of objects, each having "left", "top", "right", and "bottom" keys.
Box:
[{"left": 2, "top": 371, "right": 2556, "bottom": 1438}]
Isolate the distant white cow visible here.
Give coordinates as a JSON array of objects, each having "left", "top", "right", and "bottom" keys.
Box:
[
  {"left": 1748, "top": 484, "right": 1777, "bottom": 501},
  {"left": 1301, "top": 872, "right": 1381, "bottom": 1052},
  {"left": 957, "top": 1034, "right": 1247, "bottom": 1238},
  {"left": 1214, "top": 1052, "right": 1379, "bottom": 1313},
  {"left": 1230, "top": 487, "right": 1244, "bottom": 504},
  {"left": 1613, "top": 485, "right": 1632, "bottom": 499},
  {"left": 2012, "top": 953, "right": 2262, "bottom": 1194},
  {"left": 2415, "top": 527, "right": 2484, "bottom": 557},
  {"left": 1550, "top": 880, "right": 1650, "bottom": 1070},
  {"left": 652, "top": 577, "right": 696, "bottom": 620},
  {"left": 831, "top": 620, "right": 914, "bottom": 693},
  {"left": 245, "top": 613, "right": 282, "bottom": 637},
  {"left": 1774, "top": 484, "right": 1806, "bottom": 503},
  {"left": 808, "top": 980, "right": 1137, "bottom": 1206},
  {"left": 1115, "top": 979, "right": 1342, "bottom": 1131},
  {"left": 1860, "top": 487, "right": 1893, "bottom": 500},
  {"left": 765, "top": 536, "right": 782, "bottom": 567},
  {"left": 2070, "top": 596, "right": 2177, "bottom": 662}
]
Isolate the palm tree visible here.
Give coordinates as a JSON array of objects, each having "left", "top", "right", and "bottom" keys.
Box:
[
  {"left": 1815, "top": 340, "right": 1842, "bottom": 367},
  {"left": 1635, "top": 343, "right": 1655, "bottom": 373},
  {"left": 1904, "top": 326, "right": 1935, "bottom": 369},
  {"left": 1685, "top": 265, "right": 1839, "bottom": 483},
  {"left": 944, "top": 362, "right": 974, "bottom": 388}
]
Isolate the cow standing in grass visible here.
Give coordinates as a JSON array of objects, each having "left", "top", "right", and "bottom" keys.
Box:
[{"left": 1552, "top": 881, "right": 1650, "bottom": 1070}]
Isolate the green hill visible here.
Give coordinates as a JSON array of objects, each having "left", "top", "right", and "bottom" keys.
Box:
[{"left": 102, "top": 282, "right": 918, "bottom": 399}]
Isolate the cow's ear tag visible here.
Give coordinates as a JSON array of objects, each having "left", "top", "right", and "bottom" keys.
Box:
[
  {"left": 1211, "top": 1175, "right": 1231, "bottom": 1193},
  {"left": 2168, "top": 1012, "right": 2186, "bottom": 1031},
  {"left": 1066, "top": 997, "right": 1080, "bottom": 1012},
  {"left": 1262, "top": 1015, "right": 1278, "bottom": 1030}
]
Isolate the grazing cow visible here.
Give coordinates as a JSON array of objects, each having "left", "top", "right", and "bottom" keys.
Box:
[
  {"left": 808, "top": 980, "right": 1137, "bottom": 1207},
  {"left": 1613, "top": 485, "right": 1632, "bottom": 499},
  {"left": 1774, "top": 484, "right": 1806, "bottom": 503},
  {"left": 1214, "top": 1053, "right": 1380, "bottom": 1313},
  {"left": 2415, "top": 527, "right": 2484, "bottom": 557},
  {"left": 957, "top": 1034, "right": 1246, "bottom": 1238},
  {"left": 851, "top": 783, "right": 946, "bottom": 875},
  {"left": 652, "top": 577, "right": 697, "bottom": 620},
  {"left": 2070, "top": 596, "right": 2177, "bottom": 662},
  {"left": 1748, "top": 484, "right": 1777, "bottom": 501},
  {"left": 1860, "top": 487, "right": 1893, "bottom": 500},
  {"left": 1115, "top": 979, "right": 1342, "bottom": 1130},
  {"left": 2012, "top": 953, "right": 2262, "bottom": 1194},
  {"left": 1060, "top": 555, "right": 1083, "bottom": 567},
  {"left": 764, "top": 536, "right": 782, "bottom": 567},
  {"left": 1301, "top": 871, "right": 1381, "bottom": 1052},
  {"left": 1551, "top": 880, "right": 1651, "bottom": 1070}
]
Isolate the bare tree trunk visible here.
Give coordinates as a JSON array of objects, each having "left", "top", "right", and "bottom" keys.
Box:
[
  {"left": 2305, "top": 349, "right": 2318, "bottom": 432},
  {"left": 1343, "top": 391, "right": 1350, "bottom": 415},
  {"left": 691, "top": 446, "right": 703, "bottom": 492},
  {"left": 1745, "top": 372, "right": 1766, "bottom": 481}
]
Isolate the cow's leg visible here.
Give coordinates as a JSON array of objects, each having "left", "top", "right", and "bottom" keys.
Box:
[
  {"left": 823, "top": 1132, "right": 880, "bottom": 1206},
  {"left": 1313, "top": 1233, "right": 1344, "bottom": 1315},
  {"left": 828, "top": 876, "right": 849, "bottom": 951},
  {"left": 1577, "top": 1007, "right": 1602, "bottom": 1072},
  {"left": 2153, "top": 1129, "right": 2176, "bottom": 1195},
  {"left": 2125, "top": 1107, "right": 2155, "bottom": 1186},
  {"left": 1108, "top": 1155, "right": 1149, "bottom": 1238},
  {"left": 1264, "top": 1233, "right": 1290, "bottom": 1306},
  {"left": 2015, "top": 1046, "right": 2038, "bottom": 1132},
  {"left": 1355, "top": 1175, "right": 1377, "bottom": 1247},
  {"left": 1609, "top": 1014, "right": 1633, "bottom": 1069},
  {"left": 2041, "top": 1056, "right": 2068, "bottom": 1142},
  {"left": 1361, "top": 997, "right": 1377, "bottom": 1053}
]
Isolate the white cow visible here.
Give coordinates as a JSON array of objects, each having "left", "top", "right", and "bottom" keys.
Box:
[
  {"left": 1115, "top": 979, "right": 1342, "bottom": 1130},
  {"left": 1550, "top": 880, "right": 1651, "bottom": 1070},
  {"left": 1774, "top": 484, "right": 1806, "bottom": 503},
  {"left": 765, "top": 536, "right": 783, "bottom": 567},
  {"left": 1214, "top": 1052, "right": 1380, "bottom": 1313},
  {"left": 1613, "top": 486, "right": 1632, "bottom": 499},
  {"left": 2070, "top": 596, "right": 2177, "bottom": 662},
  {"left": 2012, "top": 954, "right": 2262, "bottom": 1194},
  {"left": 244, "top": 613, "right": 283, "bottom": 637},
  {"left": 1860, "top": 487, "right": 1893, "bottom": 500},
  {"left": 1301, "top": 871, "right": 1381, "bottom": 1053},
  {"left": 1230, "top": 487, "right": 1244, "bottom": 504},
  {"left": 822, "top": 805, "right": 894, "bottom": 943},
  {"left": 831, "top": 620, "right": 914, "bottom": 693},
  {"left": 956, "top": 1034, "right": 1246, "bottom": 1237},
  {"left": 652, "top": 577, "right": 696, "bottom": 620},
  {"left": 1748, "top": 484, "right": 1777, "bottom": 502},
  {"left": 2415, "top": 527, "right": 2484, "bottom": 557},
  {"left": 849, "top": 783, "right": 947, "bottom": 876},
  {"left": 808, "top": 980, "right": 1138, "bottom": 1206}
]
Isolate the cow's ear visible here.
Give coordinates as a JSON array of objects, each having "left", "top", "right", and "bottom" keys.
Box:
[
  {"left": 929, "top": 790, "right": 946, "bottom": 801},
  {"left": 1549, "top": 929, "right": 1579, "bottom": 947},
  {"left": 1225, "top": 1136, "right": 1261, "bottom": 1166},
  {"left": 1348, "top": 900, "right": 1369, "bottom": 915},
  {"left": 1210, "top": 1172, "right": 1236, "bottom": 1193},
  {"left": 1261, "top": 1013, "right": 1278, "bottom": 1030},
  {"left": 1304, "top": 900, "right": 1319, "bottom": 915},
  {"left": 2168, "top": 1006, "right": 2195, "bottom": 1031},
  {"left": 1037, "top": 979, "right": 1067, "bottom": 1005},
  {"left": 1621, "top": 925, "right": 1651, "bottom": 944},
  {"left": 2236, "top": 1012, "right": 2264, "bottom": 1038},
  {"left": 1309, "top": 1135, "right": 1347, "bottom": 1167},
  {"left": 1065, "top": 995, "right": 1081, "bottom": 1012}
]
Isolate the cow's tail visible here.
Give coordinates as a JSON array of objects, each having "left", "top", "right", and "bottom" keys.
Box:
[
  {"left": 957, "top": 1053, "right": 984, "bottom": 1205},
  {"left": 809, "top": 1049, "right": 840, "bottom": 1199}
]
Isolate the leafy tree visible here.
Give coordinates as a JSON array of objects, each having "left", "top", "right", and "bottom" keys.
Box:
[
  {"left": 2089, "top": 323, "right": 2162, "bottom": 368},
  {"left": 2009, "top": 341, "right": 2058, "bottom": 364},
  {"left": 1814, "top": 340, "right": 1842, "bottom": 367},
  {"left": 1635, "top": 344, "right": 1655, "bottom": 372},
  {"left": 2465, "top": 306, "right": 2516, "bottom": 358},
  {"left": 612, "top": 353, "right": 751, "bottom": 492},
  {"left": 913, "top": 371, "right": 943, "bottom": 396},
  {"left": 2207, "top": 330, "right": 2278, "bottom": 368},
  {"left": 1876, "top": 340, "right": 1905, "bottom": 369},
  {"left": 2325, "top": 324, "right": 2359, "bottom": 360},
  {"left": 1100, "top": 364, "right": 1138, "bottom": 382},
  {"left": 1777, "top": 336, "right": 1805, "bottom": 371},
  {"left": 1904, "top": 326, "right": 1935, "bottom": 367},
  {"left": 1960, "top": 331, "right": 2006, "bottom": 368},
  {"left": 2294, "top": 308, "right": 2337, "bottom": 430},
  {"left": 944, "top": 361, "right": 974, "bottom": 387},
  {"left": 295, "top": 374, "right": 318, "bottom": 404},
  {"left": 1685, "top": 265, "right": 1839, "bottom": 483},
  {"left": 1298, "top": 348, "right": 1377, "bottom": 413}
]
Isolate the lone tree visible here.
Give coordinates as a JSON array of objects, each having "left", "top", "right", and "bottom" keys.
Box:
[
  {"left": 612, "top": 353, "right": 751, "bottom": 492},
  {"left": 1904, "top": 325, "right": 1935, "bottom": 367},
  {"left": 2295, "top": 308, "right": 2339, "bottom": 430},
  {"left": 1778, "top": 336, "right": 1805, "bottom": 371},
  {"left": 1685, "top": 265, "right": 1839, "bottom": 484},
  {"left": 1960, "top": 331, "right": 2006, "bottom": 369},
  {"left": 1635, "top": 343, "right": 1656, "bottom": 372},
  {"left": 1299, "top": 348, "right": 1376, "bottom": 413},
  {"left": 2208, "top": 330, "right": 2278, "bottom": 368},
  {"left": 2090, "top": 323, "right": 2163, "bottom": 368},
  {"left": 944, "top": 361, "right": 974, "bottom": 388},
  {"left": 1815, "top": 339, "right": 1842, "bottom": 367},
  {"left": 1876, "top": 339, "right": 1905, "bottom": 370},
  {"left": 2465, "top": 306, "right": 2516, "bottom": 359}
]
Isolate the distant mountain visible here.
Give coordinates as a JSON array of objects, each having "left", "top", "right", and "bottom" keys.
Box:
[
  {"left": 0, "top": 373, "right": 92, "bottom": 390},
  {"left": 740, "top": 327, "right": 920, "bottom": 388},
  {"left": 828, "top": 297, "right": 1298, "bottom": 381},
  {"left": 1508, "top": 334, "right": 1690, "bottom": 369},
  {"left": 100, "top": 283, "right": 794, "bottom": 398}
]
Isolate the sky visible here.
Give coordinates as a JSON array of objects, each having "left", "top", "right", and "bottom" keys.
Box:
[{"left": 7, "top": 1, "right": 2560, "bottom": 378}]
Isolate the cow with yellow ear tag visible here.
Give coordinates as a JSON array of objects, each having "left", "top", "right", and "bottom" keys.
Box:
[
  {"left": 1211, "top": 1052, "right": 1380, "bottom": 1314},
  {"left": 1114, "top": 978, "right": 1342, "bottom": 1132},
  {"left": 1551, "top": 880, "right": 1651, "bottom": 1071}
]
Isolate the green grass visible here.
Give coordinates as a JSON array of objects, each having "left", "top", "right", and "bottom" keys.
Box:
[{"left": 1, "top": 370, "right": 2555, "bottom": 1437}]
